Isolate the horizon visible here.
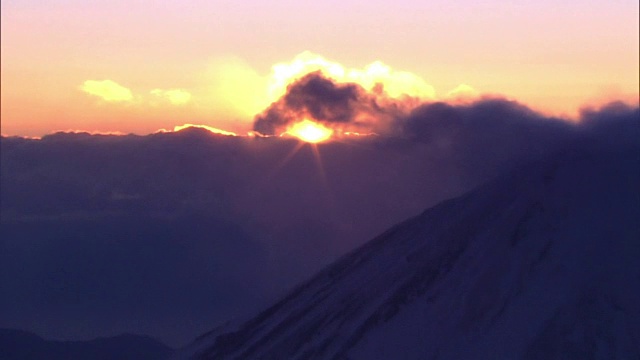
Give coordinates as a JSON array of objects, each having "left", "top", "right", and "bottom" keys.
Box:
[{"left": 2, "top": 97, "right": 638, "bottom": 140}]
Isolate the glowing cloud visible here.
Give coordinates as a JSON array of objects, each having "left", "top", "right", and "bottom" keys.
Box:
[
  {"left": 150, "top": 88, "right": 192, "bottom": 105},
  {"left": 345, "top": 61, "right": 435, "bottom": 99},
  {"left": 205, "top": 52, "right": 437, "bottom": 125},
  {"left": 245, "top": 52, "right": 446, "bottom": 137},
  {"left": 266, "top": 51, "right": 436, "bottom": 102},
  {"left": 80, "top": 80, "right": 134, "bottom": 102},
  {"left": 447, "top": 84, "right": 477, "bottom": 100}
]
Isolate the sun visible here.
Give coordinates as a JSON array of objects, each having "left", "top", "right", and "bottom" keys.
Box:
[{"left": 286, "top": 120, "right": 334, "bottom": 143}]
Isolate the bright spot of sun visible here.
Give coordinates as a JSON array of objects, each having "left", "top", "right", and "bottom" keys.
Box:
[{"left": 286, "top": 120, "right": 333, "bottom": 143}]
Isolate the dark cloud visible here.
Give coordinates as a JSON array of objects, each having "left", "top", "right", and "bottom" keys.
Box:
[
  {"left": 577, "top": 101, "right": 640, "bottom": 147},
  {"left": 397, "top": 99, "right": 577, "bottom": 182},
  {"left": 284, "top": 72, "right": 360, "bottom": 122},
  {"left": 1, "top": 100, "right": 638, "bottom": 347},
  {"left": 253, "top": 72, "right": 402, "bottom": 135}
]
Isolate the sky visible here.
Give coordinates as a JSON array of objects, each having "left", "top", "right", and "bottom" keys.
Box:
[{"left": 1, "top": 0, "right": 638, "bottom": 137}]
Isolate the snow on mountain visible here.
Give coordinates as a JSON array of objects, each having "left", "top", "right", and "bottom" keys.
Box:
[{"left": 183, "top": 142, "right": 640, "bottom": 359}]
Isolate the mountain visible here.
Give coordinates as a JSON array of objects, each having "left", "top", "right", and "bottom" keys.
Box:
[
  {"left": 182, "top": 142, "right": 640, "bottom": 359},
  {"left": 0, "top": 329, "right": 174, "bottom": 360}
]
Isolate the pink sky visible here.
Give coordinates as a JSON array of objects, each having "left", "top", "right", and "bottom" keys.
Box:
[{"left": 2, "top": 0, "right": 638, "bottom": 136}]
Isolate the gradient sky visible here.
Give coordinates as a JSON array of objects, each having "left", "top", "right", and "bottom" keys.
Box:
[{"left": 2, "top": 0, "right": 638, "bottom": 136}]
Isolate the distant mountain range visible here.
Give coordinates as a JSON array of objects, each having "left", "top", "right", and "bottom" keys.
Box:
[
  {"left": 0, "top": 329, "right": 174, "bottom": 360},
  {"left": 181, "top": 142, "right": 640, "bottom": 359}
]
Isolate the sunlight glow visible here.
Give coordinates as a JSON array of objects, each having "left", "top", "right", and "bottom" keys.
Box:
[{"left": 285, "top": 120, "right": 334, "bottom": 143}]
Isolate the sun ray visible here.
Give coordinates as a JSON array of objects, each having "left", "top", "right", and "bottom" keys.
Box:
[
  {"left": 307, "top": 142, "right": 340, "bottom": 227},
  {"left": 310, "top": 144, "right": 330, "bottom": 192},
  {"left": 265, "top": 140, "right": 306, "bottom": 181}
]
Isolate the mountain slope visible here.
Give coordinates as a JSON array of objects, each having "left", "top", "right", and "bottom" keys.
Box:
[{"left": 186, "top": 143, "right": 640, "bottom": 359}]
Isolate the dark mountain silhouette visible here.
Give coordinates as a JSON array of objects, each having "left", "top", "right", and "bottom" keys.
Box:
[
  {"left": 182, "top": 141, "right": 640, "bottom": 359},
  {"left": 0, "top": 328, "right": 174, "bottom": 360}
]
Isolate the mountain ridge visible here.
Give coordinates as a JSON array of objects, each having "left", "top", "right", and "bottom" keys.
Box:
[{"left": 185, "top": 142, "right": 640, "bottom": 359}]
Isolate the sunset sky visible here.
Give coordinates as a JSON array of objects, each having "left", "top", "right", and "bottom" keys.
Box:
[{"left": 2, "top": 0, "right": 638, "bottom": 137}]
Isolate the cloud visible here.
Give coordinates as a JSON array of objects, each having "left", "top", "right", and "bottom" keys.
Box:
[
  {"left": 253, "top": 72, "right": 409, "bottom": 136},
  {"left": 446, "top": 84, "right": 477, "bottom": 100},
  {"left": 397, "top": 99, "right": 580, "bottom": 181},
  {"left": 266, "top": 51, "right": 436, "bottom": 102},
  {"left": 80, "top": 80, "right": 134, "bottom": 102},
  {"left": 203, "top": 51, "right": 436, "bottom": 123},
  {"left": 150, "top": 88, "right": 192, "bottom": 105},
  {"left": 80, "top": 81, "right": 192, "bottom": 107},
  {"left": 577, "top": 101, "right": 640, "bottom": 147},
  {"left": 249, "top": 59, "right": 482, "bottom": 137}
]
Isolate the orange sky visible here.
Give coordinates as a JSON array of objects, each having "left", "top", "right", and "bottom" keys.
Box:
[{"left": 1, "top": 0, "right": 638, "bottom": 136}]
